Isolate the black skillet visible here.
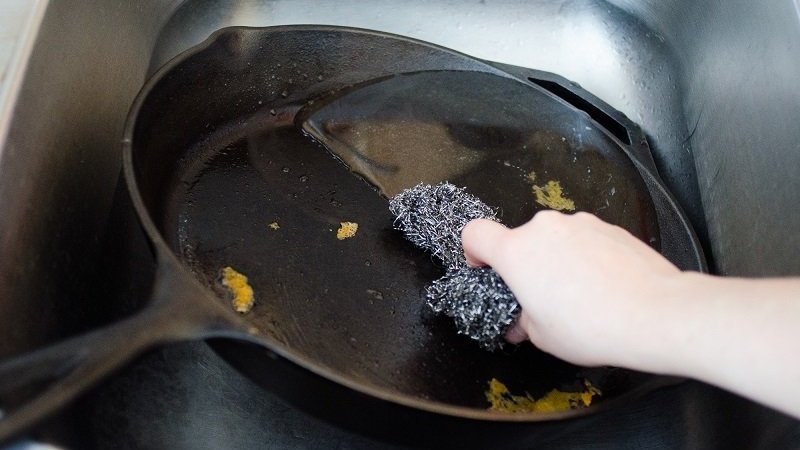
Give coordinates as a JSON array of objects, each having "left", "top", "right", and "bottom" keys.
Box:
[{"left": 0, "top": 26, "right": 705, "bottom": 447}]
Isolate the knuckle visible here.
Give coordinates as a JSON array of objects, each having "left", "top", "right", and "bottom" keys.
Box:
[
  {"left": 532, "top": 209, "right": 561, "bottom": 223},
  {"left": 496, "top": 233, "right": 519, "bottom": 258},
  {"left": 573, "top": 211, "right": 596, "bottom": 222}
]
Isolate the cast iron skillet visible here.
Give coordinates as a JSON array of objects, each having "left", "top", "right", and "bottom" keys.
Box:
[{"left": 0, "top": 26, "right": 705, "bottom": 447}]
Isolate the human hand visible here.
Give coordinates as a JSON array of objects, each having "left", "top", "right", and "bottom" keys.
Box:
[
  {"left": 461, "top": 211, "right": 682, "bottom": 369},
  {"left": 464, "top": 211, "right": 800, "bottom": 418}
]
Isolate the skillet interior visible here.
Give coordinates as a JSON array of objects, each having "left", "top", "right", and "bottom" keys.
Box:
[
  {"left": 154, "top": 71, "right": 662, "bottom": 410},
  {"left": 128, "top": 28, "right": 701, "bottom": 422}
]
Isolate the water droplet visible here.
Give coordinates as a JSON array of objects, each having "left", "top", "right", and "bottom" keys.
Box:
[
  {"left": 364, "top": 260, "right": 372, "bottom": 266},
  {"left": 298, "top": 175, "right": 309, "bottom": 182},
  {"left": 366, "top": 289, "right": 384, "bottom": 300},
  {"left": 281, "top": 90, "right": 289, "bottom": 98},
  {"left": 269, "top": 109, "right": 276, "bottom": 116},
  {"left": 317, "top": 74, "right": 324, "bottom": 81},
  {"left": 282, "top": 167, "right": 290, "bottom": 173}
]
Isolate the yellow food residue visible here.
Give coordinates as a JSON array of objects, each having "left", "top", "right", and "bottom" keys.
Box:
[
  {"left": 268, "top": 221, "right": 280, "bottom": 230},
  {"left": 485, "top": 378, "right": 600, "bottom": 413},
  {"left": 336, "top": 221, "right": 359, "bottom": 240},
  {"left": 221, "top": 266, "right": 255, "bottom": 313},
  {"left": 532, "top": 180, "right": 576, "bottom": 211}
]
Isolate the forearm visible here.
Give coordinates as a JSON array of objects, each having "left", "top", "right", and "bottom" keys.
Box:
[{"left": 640, "top": 273, "right": 800, "bottom": 418}]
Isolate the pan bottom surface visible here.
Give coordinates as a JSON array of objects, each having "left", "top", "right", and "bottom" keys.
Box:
[{"left": 164, "top": 108, "right": 646, "bottom": 412}]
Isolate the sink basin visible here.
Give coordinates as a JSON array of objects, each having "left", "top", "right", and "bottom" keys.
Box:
[{"left": 0, "top": 0, "right": 798, "bottom": 446}]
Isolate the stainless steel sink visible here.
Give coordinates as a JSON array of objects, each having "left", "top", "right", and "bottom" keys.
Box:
[{"left": 0, "top": 0, "right": 799, "bottom": 444}]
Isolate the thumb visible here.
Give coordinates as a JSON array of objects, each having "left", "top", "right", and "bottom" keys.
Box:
[
  {"left": 461, "top": 219, "right": 510, "bottom": 268},
  {"left": 504, "top": 320, "right": 529, "bottom": 344}
]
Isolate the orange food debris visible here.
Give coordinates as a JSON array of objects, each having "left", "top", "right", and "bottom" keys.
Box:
[
  {"left": 532, "top": 180, "right": 575, "bottom": 211},
  {"left": 221, "top": 266, "right": 255, "bottom": 313},
  {"left": 485, "top": 378, "right": 600, "bottom": 413},
  {"left": 336, "top": 221, "right": 359, "bottom": 240}
]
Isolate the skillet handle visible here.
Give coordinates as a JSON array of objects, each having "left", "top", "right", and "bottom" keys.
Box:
[{"left": 0, "top": 261, "right": 251, "bottom": 444}]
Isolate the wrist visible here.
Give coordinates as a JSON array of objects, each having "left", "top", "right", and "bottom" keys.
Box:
[{"left": 613, "top": 271, "right": 711, "bottom": 375}]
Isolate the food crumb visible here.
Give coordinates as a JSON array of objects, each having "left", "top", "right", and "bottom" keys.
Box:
[
  {"left": 532, "top": 180, "right": 576, "bottom": 211},
  {"left": 485, "top": 378, "right": 600, "bottom": 413},
  {"left": 268, "top": 221, "right": 280, "bottom": 230},
  {"left": 221, "top": 266, "right": 255, "bottom": 313},
  {"left": 336, "top": 221, "right": 359, "bottom": 240}
]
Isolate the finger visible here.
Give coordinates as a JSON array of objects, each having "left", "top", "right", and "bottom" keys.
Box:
[
  {"left": 505, "top": 313, "right": 536, "bottom": 344},
  {"left": 461, "top": 219, "right": 510, "bottom": 267},
  {"left": 505, "top": 321, "right": 529, "bottom": 344}
]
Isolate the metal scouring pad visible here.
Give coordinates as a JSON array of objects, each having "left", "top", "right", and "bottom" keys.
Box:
[{"left": 389, "top": 182, "right": 520, "bottom": 350}]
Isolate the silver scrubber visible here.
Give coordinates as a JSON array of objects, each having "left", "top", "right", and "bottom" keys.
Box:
[{"left": 389, "top": 183, "right": 520, "bottom": 350}]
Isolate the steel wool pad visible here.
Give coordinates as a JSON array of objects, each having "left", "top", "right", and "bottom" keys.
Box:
[{"left": 389, "top": 183, "right": 520, "bottom": 350}]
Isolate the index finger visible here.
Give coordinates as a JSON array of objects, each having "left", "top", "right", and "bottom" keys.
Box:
[{"left": 461, "top": 219, "right": 510, "bottom": 268}]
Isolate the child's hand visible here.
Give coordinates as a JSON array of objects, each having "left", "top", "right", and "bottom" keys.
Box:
[{"left": 462, "top": 211, "right": 681, "bottom": 369}]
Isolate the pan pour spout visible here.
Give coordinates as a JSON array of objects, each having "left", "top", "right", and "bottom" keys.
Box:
[{"left": 389, "top": 182, "right": 519, "bottom": 350}]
